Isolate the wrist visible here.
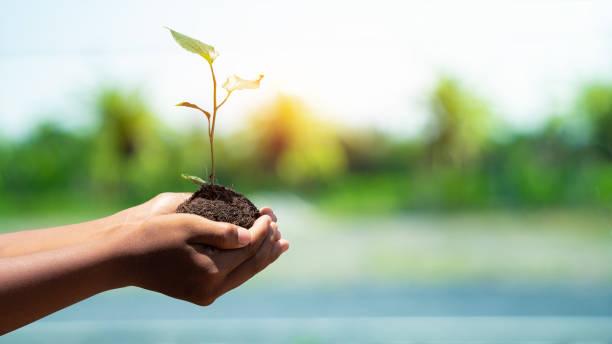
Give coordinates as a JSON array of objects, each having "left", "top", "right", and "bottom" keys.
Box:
[
  {"left": 106, "top": 200, "right": 154, "bottom": 229},
  {"left": 99, "top": 222, "right": 141, "bottom": 289},
  {"left": 98, "top": 205, "right": 159, "bottom": 289}
]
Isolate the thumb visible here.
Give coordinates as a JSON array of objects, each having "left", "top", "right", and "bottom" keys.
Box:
[{"left": 186, "top": 217, "right": 251, "bottom": 249}]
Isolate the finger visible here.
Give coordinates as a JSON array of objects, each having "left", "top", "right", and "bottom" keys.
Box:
[
  {"left": 218, "top": 235, "right": 287, "bottom": 296},
  {"left": 176, "top": 192, "right": 192, "bottom": 202},
  {"left": 272, "top": 222, "right": 281, "bottom": 241},
  {"left": 168, "top": 193, "right": 192, "bottom": 209},
  {"left": 148, "top": 192, "right": 191, "bottom": 206},
  {"left": 279, "top": 239, "right": 289, "bottom": 253},
  {"left": 182, "top": 216, "right": 251, "bottom": 249},
  {"left": 259, "top": 207, "right": 277, "bottom": 222},
  {"left": 149, "top": 192, "right": 192, "bottom": 215},
  {"left": 265, "top": 239, "right": 288, "bottom": 264},
  {"left": 214, "top": 215, "right": 274, "bottom": 272}
]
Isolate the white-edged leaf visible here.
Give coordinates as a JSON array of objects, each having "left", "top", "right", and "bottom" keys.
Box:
[
  {"left": 166, "top": 27, "right": 219, "bottom": 63},
  {"left": 222, "top": 75, "right": 264, "bottom": 92}
]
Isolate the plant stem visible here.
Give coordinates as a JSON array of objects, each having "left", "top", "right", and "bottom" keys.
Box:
[
  {"left": 207, "top": 118, "right": 211, "bottom": 139},
  {"left": 207, "top": 117, "right": 213, "bottom": 183},
  {"left": 217, "top": 91, "right": 232, "bottom": 110},
  {"left": 208, "top": 62, "right": 217, "bottom": 185}
]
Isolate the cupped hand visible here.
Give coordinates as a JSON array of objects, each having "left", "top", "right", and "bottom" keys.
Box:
[
  {"left": 118, "top": 212, "right": 289, "bottom": 306},
  {"left": 114, "top": 192, "right": 277, "bottom": 225},
  {"left": 111, "top": 192, "right": 191, "bottom": 225},
  {"left": 0, "top": 193, "right": 289, "bottom": 334}
]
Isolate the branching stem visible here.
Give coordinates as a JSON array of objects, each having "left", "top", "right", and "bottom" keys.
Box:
[
  {"left": 205, "top": 64, "right": 234, "bottom": 185},
  {"left": 217, "top": 91, "right": 232, "bottom": 110}
]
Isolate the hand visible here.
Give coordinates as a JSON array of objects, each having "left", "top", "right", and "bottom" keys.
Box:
[
  {"left": 113, "top": 192, "right": 278, "bottom": 226},
  {"left": 0, "top": 194, "right": 289, "bottom": 334},
  {"left": 110, "top": 192, "right": 191, "bottom": 225},
  {"left": 118, "top": 212, "right": 289, "bottom": 306},
  {"left": 0, "top": 192, "right": 278, "bottom": 258}
]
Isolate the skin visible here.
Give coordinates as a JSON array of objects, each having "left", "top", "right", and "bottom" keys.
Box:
[{"left": 0, "top": 193, "right": 289, "bottom": 335}]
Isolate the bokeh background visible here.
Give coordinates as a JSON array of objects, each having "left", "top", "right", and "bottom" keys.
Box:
[{"left": 2, "top": 0, "right": 612, "bottom": 342}]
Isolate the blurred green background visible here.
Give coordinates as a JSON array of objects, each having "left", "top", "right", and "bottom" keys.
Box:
[
  {"left": 3, "top": 79, "right": 612, "bottom": 214},
  {"left": 2, "top": 0, "right": 612, "bottom": 342},
  {"left": 3, "top": 76, "right": 612, "bottom": 286}
]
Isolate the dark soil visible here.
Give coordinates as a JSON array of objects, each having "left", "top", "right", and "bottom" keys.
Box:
[{"left": 176, "top": 184, "right": 260, "bottom": 228}]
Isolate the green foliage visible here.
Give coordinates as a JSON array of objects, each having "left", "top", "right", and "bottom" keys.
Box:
[
  {"left": 0, "top": 123, "right": 91, "bottom": 195},
  {"left": 577, "top": 83, "right": 612, "bottom": 158},
  {"left": 427, "top": 77, "right": 492, "bottom": 165},
  {"left": 236, "top": 95, "right": 347, "bottom": 187},
  {"left": 2, "top": 78, "right": 612, "bottom": 215},
  {"left": 89, "top": 88, "right": 182, "bottom": 200}
]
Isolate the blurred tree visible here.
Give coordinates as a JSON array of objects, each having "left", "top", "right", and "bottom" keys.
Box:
[
  {"left": 4, "top": 80, "right": 612, "bottom": 215},
  {"left": 426, "top": 78, "right": 492, "bottom": 166},
  {"left": 239, "top": 95, "right": 347, "bottom": 187},
  {"left": 0, "top": 138, "right": 7, "bottom": 194},
  {"left": 90, "top": 88, "right": 181, "bottom": 201},
  {"left": 577, "top": 83, "right": 612, "bottom": 159},
  {"left": 0, "top": 123, "right": 91, "bottom": 196},
  {"left": 338, "top": 129, "right": 396, "bottom": 172}
]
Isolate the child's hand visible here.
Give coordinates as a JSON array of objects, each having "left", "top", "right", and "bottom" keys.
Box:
[
  {"left": 113, "top": 192, "right": 277, "bottom": 224},
  {"left": 111, "top": 192, "right": 192, "bottom": 224},
  {"left": 0, "top": 193, "right": 288, "bottom": 333},
  {"left": 117, "top": 212, "right": 288, "bottom": 306}
]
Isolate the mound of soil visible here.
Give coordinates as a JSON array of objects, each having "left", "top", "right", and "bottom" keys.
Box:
[{"left": 176, "top": 184, "right": 260, "bottom": 228}]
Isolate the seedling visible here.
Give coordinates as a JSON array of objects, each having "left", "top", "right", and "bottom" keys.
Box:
[{"left": 167, "top": 27, "right": 263, "bottom": 185}]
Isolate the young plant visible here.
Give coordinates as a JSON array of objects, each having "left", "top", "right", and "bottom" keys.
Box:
[{"left": 167, "top": 27, "right": 263, "bottom": 185}]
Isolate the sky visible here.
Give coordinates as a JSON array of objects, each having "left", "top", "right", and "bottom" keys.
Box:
[{"left": 1, "top": 0, "right": 611, "bottom": 139}]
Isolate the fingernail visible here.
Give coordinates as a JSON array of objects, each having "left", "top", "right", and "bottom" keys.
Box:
[{"left": 238, "top": 228, "right": 251, "bottom": 245}]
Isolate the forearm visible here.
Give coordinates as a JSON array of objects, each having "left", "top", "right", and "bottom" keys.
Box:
[
  {"left": 0, "top": 208, "right": 138, "bottom": 258},
  {"left": 0, "top": 231, "right": 130, "bottom": 334},
  {"left": 0, "top": 220, "right": 104, "bottom": 257},
  {"left": 0, "top": 194, "right": 187, "bottom": 258}
]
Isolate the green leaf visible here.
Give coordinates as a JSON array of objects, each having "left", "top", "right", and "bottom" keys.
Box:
[
  {"left": 176, "top": 101, "right": 210, "bottom": 119},
  {"left": 181, "top": 174, "right": 207, "bottom": 187},
  {"left": 222, "top": 75, "right": 264, "bottom": 92},
  {"left": 165, "top": 27, "right": 219, "bottom": 64}
]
